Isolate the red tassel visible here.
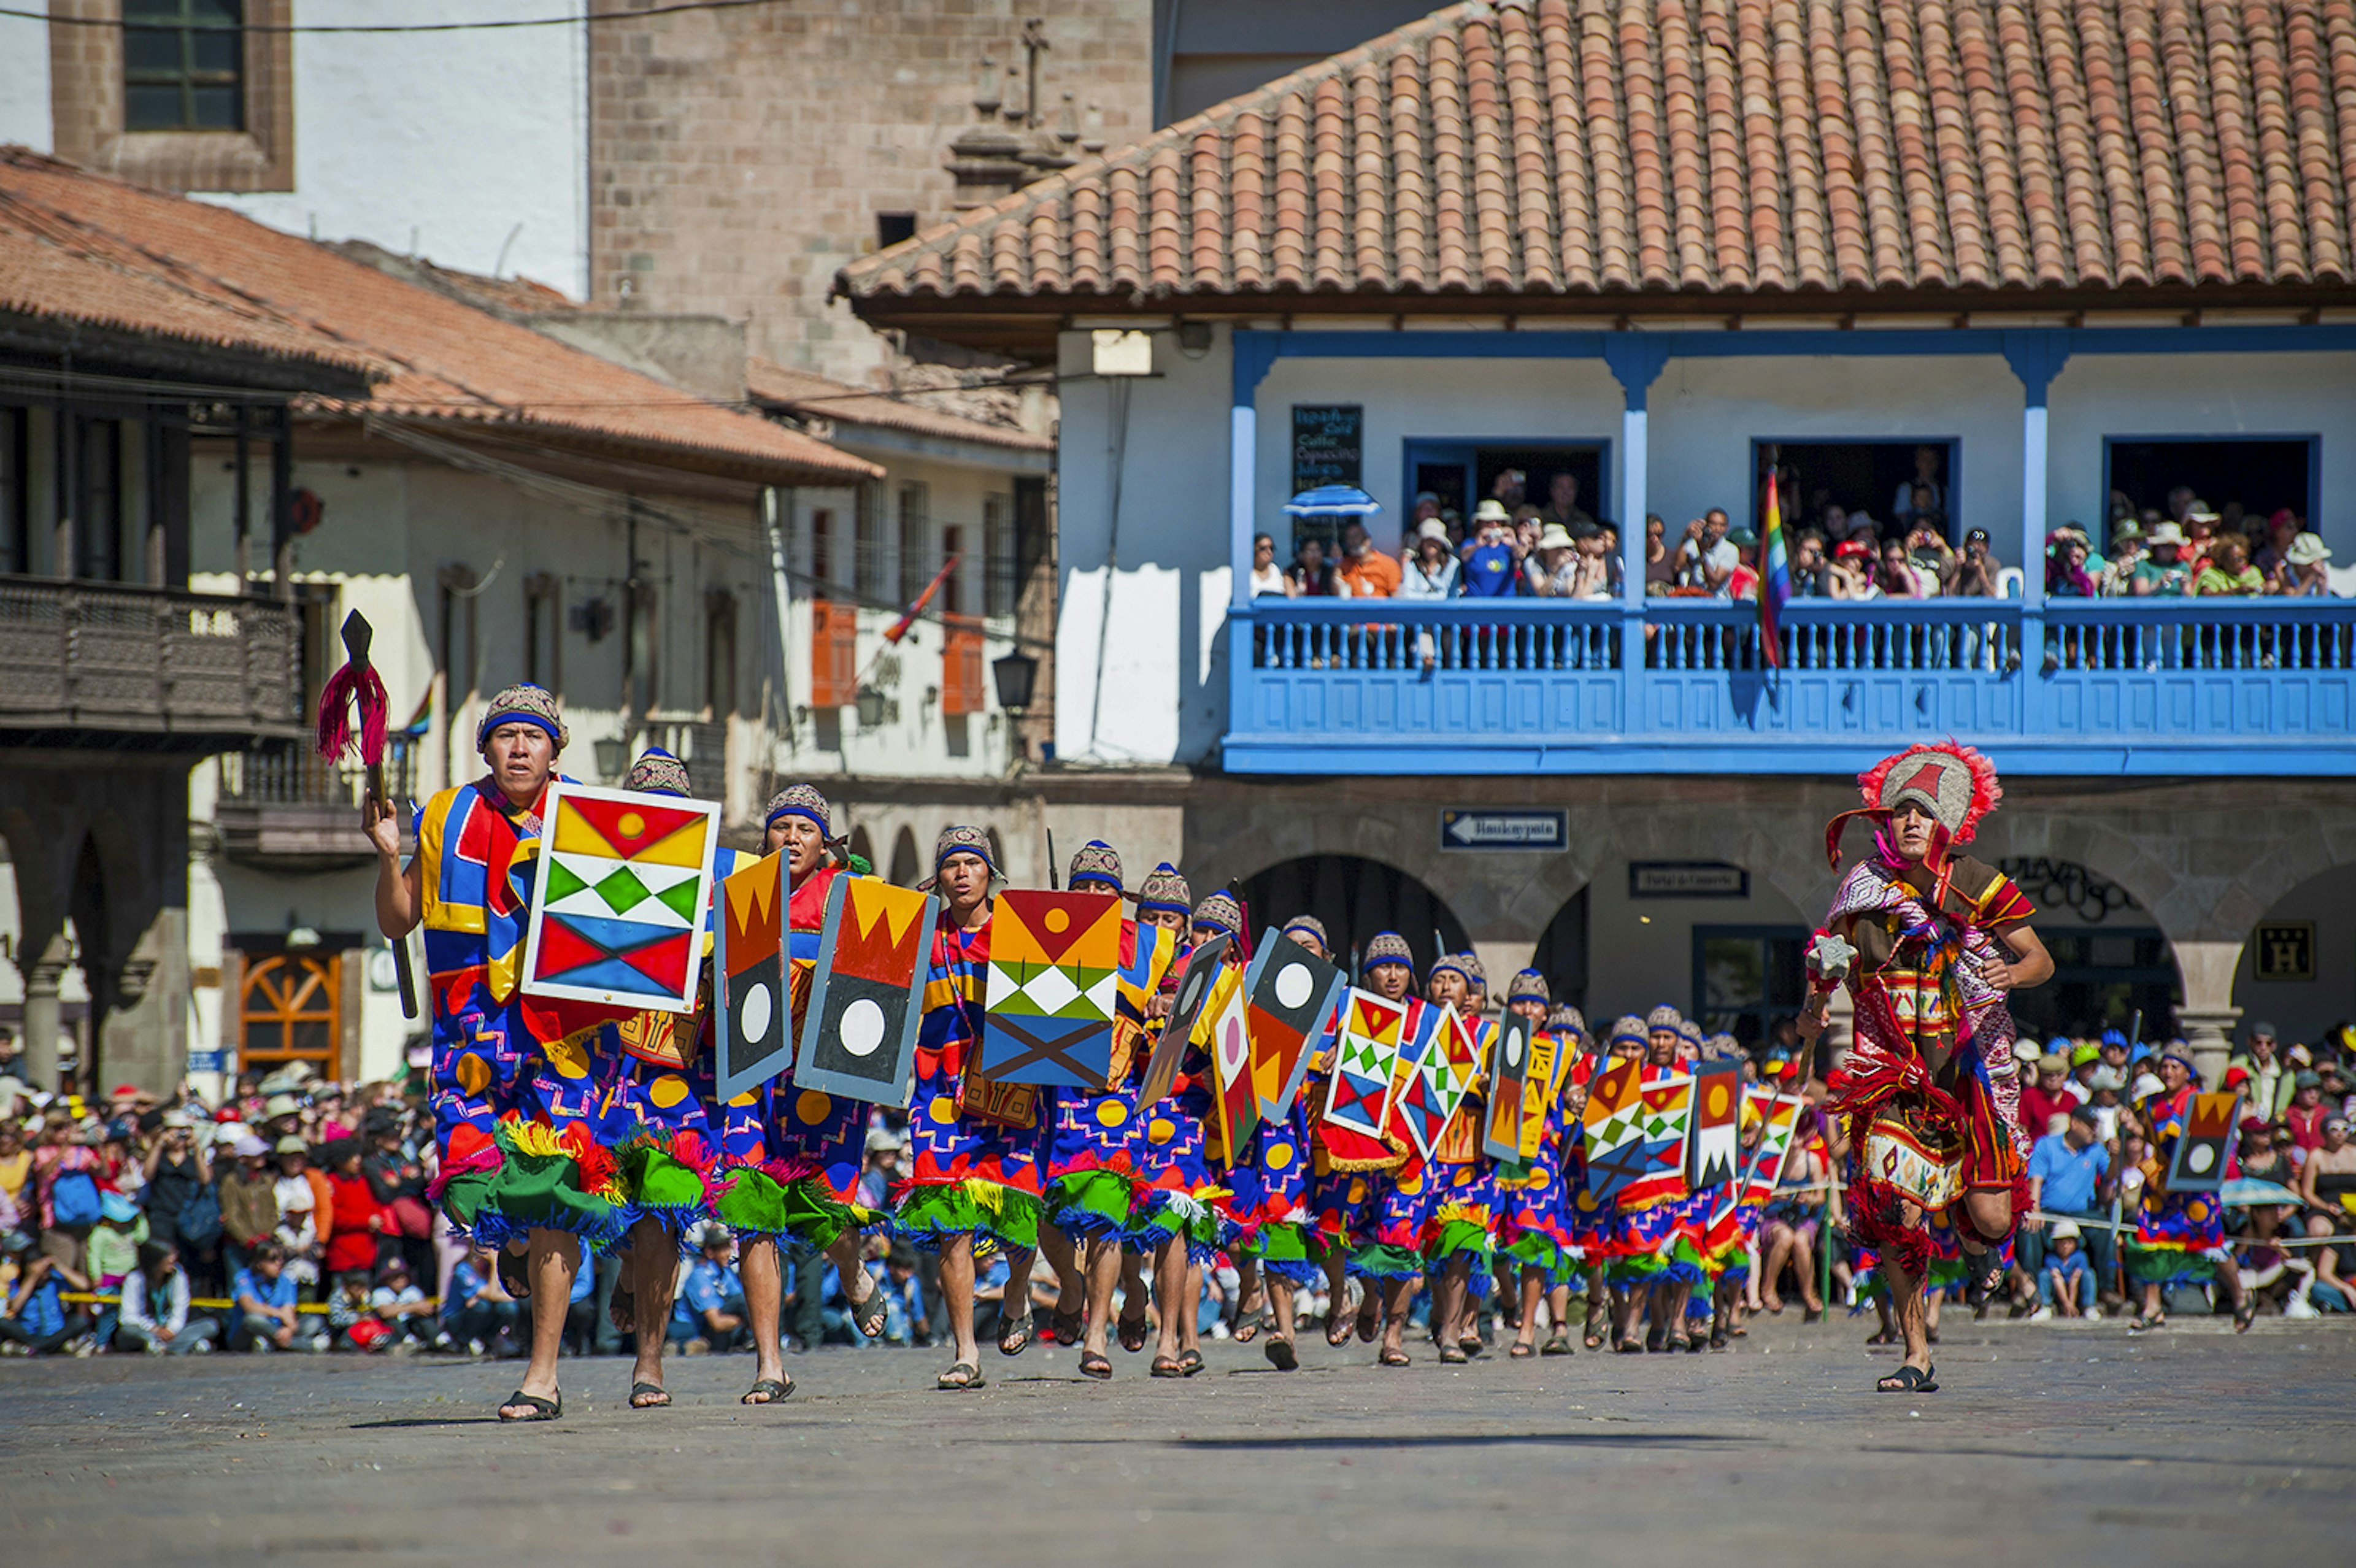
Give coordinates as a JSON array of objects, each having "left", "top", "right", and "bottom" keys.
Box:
[{"left": 315, "top": 661, "right": 390, "bottom": 766}]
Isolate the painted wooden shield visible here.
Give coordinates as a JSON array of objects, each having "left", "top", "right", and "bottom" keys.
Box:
[
  {"left": 1322, "top": 988, "right": 1406, "bottom": 1141},
  {"left": 1482, "top": 1012, "right": 1536, "bottom": 1163},
  {"left": 1242, "top": 929, "right": 1347, "bottom": 1122},
  {"left": 522, "top": 783, "right": 720, "bottom": 1012},
  {"left": 1579, "top": 1058, "right": 1650, "bottom": 1207},
  {"left": 1201, "top": 964, "right": 1258, "bottom": 1165},
  {"left": 713, "top": 848, "right": 790, "bottom": 1102},
  {"left": 1687, "top": 1058, "right": 1743, "bottom": 1188},
  {"left": 1617, "top": 1074, "right": 1695, "bottom": 1208},
  {"left": 2164, "top": 1091, "right": 2243, "bottom": 1193},
  {"left": 977, "top": 890, "right": 1123, "bottom": 1087},
  {"left": 1138, "top": 931, "right": 1230, "bottom": 1106},
  {"left": 794, "top": 876, "right": 936, "bottom": 1107}
]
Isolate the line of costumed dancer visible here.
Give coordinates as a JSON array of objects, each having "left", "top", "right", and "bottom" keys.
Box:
[{"left": 369, "top": 690, "right": 2055, "bottom": 1418}]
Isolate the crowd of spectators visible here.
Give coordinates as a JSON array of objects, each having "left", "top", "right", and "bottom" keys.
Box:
[
  {"left": 2, "top": 1013, "right": 2349, "bottom": 1361},
  {"left": 1251, "top": 451, "right": 2342, "bottom": 608}
]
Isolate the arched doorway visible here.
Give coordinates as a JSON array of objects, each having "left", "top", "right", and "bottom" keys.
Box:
[
  {"left": 1234, "top": 856, "right": 1470, "bottom": 978},
  {"left": 1990, "top": 856, "right": 2179, "bottom": 1043},
  {"left": 847, "top": 825, "right": 876, "bottom": 873},
  {"left": 1530, "top": 886, "right": 1588, "bottom": 1013},
  {"left": 2233, "top": 860, "right": 2356, "bottom": 1053},
  {"left": 887, "top": 826, "right": 920, "bottom": 888}
]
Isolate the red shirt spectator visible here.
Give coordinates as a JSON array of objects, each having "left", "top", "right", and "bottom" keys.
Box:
[{"left": 321, "top": 1143, "right": 385, "bottom": 1277}]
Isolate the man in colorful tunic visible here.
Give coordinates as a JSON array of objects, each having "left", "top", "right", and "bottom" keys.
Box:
[
  {"left": 2124, "top": 1048, "right": 2254, "bottom": 1331},
  {"left": 900, "top": 826, "right": 1043, "bottom": 1389},
  {"left": 1797, "top": 742, "right": 2053, "bottom": 1394},
  {"left": 367, "top": 684, "right": 617, "bottom": 1422}
]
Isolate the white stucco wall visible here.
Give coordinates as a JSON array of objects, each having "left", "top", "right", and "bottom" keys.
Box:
[
  {"left": 0, "top": 12, "right": 53, "bottom": 152},
  {"left": 2046, "top": 350, "right": 2356, "bottom": 548},
  {"left": 199, "top": 0, "right": 589, "bottom": 299},
  {"left": 2232, "top": 860, "right": 2356, "bottom": 1054}
]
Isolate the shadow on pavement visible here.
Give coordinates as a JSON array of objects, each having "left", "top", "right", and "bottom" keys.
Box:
[{"left": 1176, "top": 1430, "right": 1754, "bottom": 1451}]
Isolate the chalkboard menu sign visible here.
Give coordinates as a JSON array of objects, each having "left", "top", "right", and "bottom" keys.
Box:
[{"left": 1291, "top": 405, "right": 1363, "bottom": 491}]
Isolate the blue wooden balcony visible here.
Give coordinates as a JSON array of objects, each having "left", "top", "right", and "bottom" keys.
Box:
[{"left": 1223, "top": 598, "right": 2356, "bottom": 775}]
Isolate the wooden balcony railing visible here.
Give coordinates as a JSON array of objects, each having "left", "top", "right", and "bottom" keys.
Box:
[{"left": 0, "top": 576, "right": 302, "bottom": 744}]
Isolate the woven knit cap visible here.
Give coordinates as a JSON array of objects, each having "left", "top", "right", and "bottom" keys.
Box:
[
  {"left": 764, "top": 782, "right": 832, "bottom": 835},
  {"left": 1647, "top": 1004, "right": 1685, "bottom": 1032},
  {"left": 1507, "top": 968, "right": 1550, "bottom": 1004},
  {"left": 1137, "top": 862, "right": 1191, "bottom": 918},
  {"left": 476, "top": 683, "right": 568, "bottom": 751},
  {"left": 1547, "top": 1004, "right": 1588, "bottom": 1037},
  {"left": 1611, "top": 1015, "right": 1649, "bottom": 1048},
  {"left": 623, "top": 747, "right": 691, "bottom": 798},
  {"left": 1679, "top": 1019, "right": 1704, "bottom": 1047},
  {"left": 1459, "top": 953, "right": 1488, "bottom": 988},
  {"left": 1067, "top": 839, "right": 1123, "bottom": 894},
  {"left": 1704, "top": 1032, "right": 1741, "bottom": 1058},
  {"left": 1191, "top": 890, "right": 1242, "bottom": 939},
  {"left": 1428, "top": 952, "right": 1472, "bottom": 985},
  {"left": 1363, "top": 931, "right": 1414, "bottom": 974},
  {"left": 933, "top": 824, "right": 996, "bottom": 874},
  {"left": 1281, "top": 914, "right": 1330, "bottom": 950}
]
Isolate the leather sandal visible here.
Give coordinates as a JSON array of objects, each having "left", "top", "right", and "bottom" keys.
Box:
[
  {"left": 497, "top": 1388, "right": 561, "bottom": 1421},
  {"left": 741, "top": 1376, "right": 793, "bottom": 1405},
  {"left": 628, "top": 1381, "right": 670, "bottom": 1409},
  {"left": 1077, "top": 1349, "right": 1113, "bottom": 1381},
  {"left": 1876, "top": 1363, "right": 1938, "bottom": 1394}
]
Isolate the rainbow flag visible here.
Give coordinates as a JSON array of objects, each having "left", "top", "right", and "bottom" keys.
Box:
[{"left": 1757, "top": 472, "right": 1792, "bottom": 669}]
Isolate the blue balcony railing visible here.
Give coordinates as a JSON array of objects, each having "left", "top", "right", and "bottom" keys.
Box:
[{"left": 1223, "top": 597, "right": 2356, "bottom": 775}]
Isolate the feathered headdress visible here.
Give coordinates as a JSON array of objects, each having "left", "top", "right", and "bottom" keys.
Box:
[{"left": 1825, "top": 740, "right": 2003, "bottom": 898}]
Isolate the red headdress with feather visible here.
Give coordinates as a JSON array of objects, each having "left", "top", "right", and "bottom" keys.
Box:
[{"left": 1824, "top": 741, "right": 2001, "bottom": 902}]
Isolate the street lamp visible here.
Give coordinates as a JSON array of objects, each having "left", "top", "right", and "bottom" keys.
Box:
[{"left": 991, "top": 649, "right": 1036, "bottom": 715}]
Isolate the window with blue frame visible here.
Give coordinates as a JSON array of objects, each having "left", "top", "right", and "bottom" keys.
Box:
[
  {"left": 1403, "top": 440, "right": 1609, "bottom": 537},
  {"left": 2103, "top": 437, "right": 2316, "bottom": 540},
  {"left": 1755, "top": 439, "right": 1958, "bottom": 542}
]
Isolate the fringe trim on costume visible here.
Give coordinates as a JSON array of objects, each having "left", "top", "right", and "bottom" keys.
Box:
[
  {"left": 1500, "top": 1230, "right": 1568, "bottom": 1286},
  {"left": 1247, "top": 1220, "right": 1322, "bottom": 1285},
  {"left": 1047, "top": 1169, "right": 1137, "bottom": 1240},
  {"left": 2123, "top": 1241, "right": 2217, "bottom": 1289},
  {"left": 1347, "top": 1242, "right": 1427, "bottom": 1281},
  {"left": 426, "top": 1131, "right": 503, "bottom": 1203},
  {"left": 892, "top": 1178, "right": 1045, "bottom": 1255}
]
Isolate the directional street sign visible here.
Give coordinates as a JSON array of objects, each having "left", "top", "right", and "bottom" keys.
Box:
[{"left": 1438, "top": 809, "right": 1567, "bottom": 852}]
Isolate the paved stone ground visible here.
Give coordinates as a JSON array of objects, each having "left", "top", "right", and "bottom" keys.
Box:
[{"left": 2, "top": 1315, "right": 2349, "bottom": 1567}]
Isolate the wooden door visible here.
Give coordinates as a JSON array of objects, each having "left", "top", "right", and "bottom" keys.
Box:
[{"left": 239, "top": 951, "right": 343, "bottom": 1082}]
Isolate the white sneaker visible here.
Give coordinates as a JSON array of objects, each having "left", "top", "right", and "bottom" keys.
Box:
[
  {"left": 2027, "top": 1305, "right": 2054, "bottom": 1322},
  {"left": 2082, "top": 1305, "right": 2102, "bottom": 1321}
]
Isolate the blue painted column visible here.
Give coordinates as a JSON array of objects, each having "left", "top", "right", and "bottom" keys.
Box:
[
  {"left": 2003, "top": 331, "right": 2069, "bottom": 701},
  {"left": 1604, "top": 336, "right": 1671, "bottom": 678},
  {"left": 1230, "top": 330, "right": 1280, "bottom": 613}
]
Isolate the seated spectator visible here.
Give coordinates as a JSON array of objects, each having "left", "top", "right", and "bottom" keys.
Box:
[
  {"left": 327, "top": 1271, "right": 394, "bottom": 1352},
  {"left": 2020, "top": 1054, "right": 2077, "bottom": 1134},
  {"left": 1525, "top": 524, "right": 1580, "bottom": 596},
  {"left": 2284, "top": 1072, "right": 2333, "bottom": 1152},
  {"left": 1724, "top": 528, "right": 1761, "bottom": 601},
  {"left": 2182, "top": 507, "right": 2223, "bottom": 573},
  {"left": 1642, "top": 513, "right": 1678, "bottom": 593},
  {"left": 1399, "top": 519, "right": 1460, "bottom": 598},
  {"left": 2096, "top": 523, "right": 2145, "bottom": 595},
  {"left": 1788, "top": 528, "right": 1831, "bottom": 596},
  {"left": 1460, "top": 502, "right": 1522, "bottom": 597},
  {"left": 1950, "top": 528, "right": 2004, "bottom": 597},
  {"left": 2131, "top": 523, "right": 2193, "bottom": 595},
  {"left": 2296, "top": 1114, "right": 2356, "bottom": 1311},
  {"left": 1247, "top": 532, "right": 1287, "bottom": 597},
  {"left": 230, "top": 1240, "right": 325, "bottom": 1352},
  {"left": 441, "top": 1241, "right": 519, "bottom": 1354},
  {"left": 368, "top": 1255, "right": 434, "bottom": 1347},
  {"left": 1285, "top": 536, "right": 1345, "bottom": 598},
  {"left": 2046, "top": 531, "right": 2097, "bottom": 597},
  {"left": 872, "top": 1245, "right": 928, "bottom": 1346},
  {"left": 2271, "top": 532, "right": 2335, "bottom": 597},
  {"left": 672, "top": 1226, "right": 747, "bottom": 1355},
  {"left": 2030, "top": 1221, "right": 2097, "bottom": 1320},
  {"left": 857, "top": 1128, "right": 903, "bottom": 1214},
  {"left": 0, "top": 1226, "right": 90, "bottom": 1355},
  {"left": 1905, "top": 520, "right": 1958, "bottom": 590},
  {"left": 218, "top": 1132, "right": 278, "bottom": 1281},
  {"left": 1875, "top": 537, "right": 1931, "bottom": 598},
  {"left": 87, "top": 1188, "right": 148, "bottom": 1298},
  {"left": 320, "top": 1139, "right": 385, "bottom": 1289},
  {"left": 115, "top": 1239, "right": 217, "bottom": 1355},
  {"left": 2023, "top": 1104, "right": 2113, "bottom": 1286},
  {"left": 1676, "top": 510, "right": 1738, "bottom": 593},
  {"left": 1333, "top": 520, "right": 1400, "bottom": 599},
  {"left": 2194, "top": 534, "right": 2264, "bottom": 596},
  {"left": 271, "top": 1136, "right": 323, "bottom": 1288},
  {"left": 1827, "top": 538, "right": 1877, "bottom": 598}
]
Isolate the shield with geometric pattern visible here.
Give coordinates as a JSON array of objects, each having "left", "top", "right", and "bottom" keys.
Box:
[
  {"left": 1687, "top": 1058, "right": 1742, "bottom": 1188},
  {"left": 1617, "top": 1074, "right": 1695, "bottom": 1208},
  {"left": 976, "top": 890, "right": 1122, "bottom": 1087},
  {"left": 1201, "top": 963, "right": 1258, "bottom": 1165},
  {"left": 1139, "top": 932, "right": 1230, "bottom": 1107},
  {"left": 522, "top": 783, "right": 720, "bottom": 1012},
  {"left": 1579, "top": 1058, "right": 1651, "bottom": 1206},
  {"left": 795, "top": 875, "right": 935, "bottom": 1108},
  {"left": 1322, "top": 988, "right": 1406, "bottom": 1140},
  {"left": 1483, "top": 1013, "right": 1536, "bottom": 1163},
  {"left": 2164, "top": 1091, "right": 2243, "bottom": 1193},
  {"left": 1241, "top": 929, "right": 1346, "bottom": 1123},
  {"left": 1388, "top": 1003, "right": 1467, "bottom": 1162}
]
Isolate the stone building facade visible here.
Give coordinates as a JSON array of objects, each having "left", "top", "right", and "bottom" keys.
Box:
[{"left": 587, "top": 0, "right": 1155, "bottom": 387}]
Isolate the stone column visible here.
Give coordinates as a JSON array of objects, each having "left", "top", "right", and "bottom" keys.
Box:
[
  {"left": 2170, "top": 936, "right": 2244, "bottom": 1090},
  {"left": 18, "top": 937, "right": 67, "bottom": 1094}
]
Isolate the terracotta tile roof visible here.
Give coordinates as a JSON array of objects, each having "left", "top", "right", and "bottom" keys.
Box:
[
  {"left": 839, "top": 0, "right": 2356, "bottom": 313},
  {"left": 0, "top": 188, "right": 375, "bottom": 386},
  {"left": 0, "top": 150, "right": 879, "bottom": 486},
  {"left": 744, "top": 358, "right": 1054, "bottom": 454}
]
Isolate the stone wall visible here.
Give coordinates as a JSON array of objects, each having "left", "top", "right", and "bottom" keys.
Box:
[{"left": 588, "top": 0, "right": 1153, "bottom": 387}]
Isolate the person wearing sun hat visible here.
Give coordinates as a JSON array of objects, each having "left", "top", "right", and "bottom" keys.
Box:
[
  {"left": 366, "top": 679, "right": 620, "bottom": 1423},
  {"left": 899, "top": 825, "right": 1045, "bottom": 1390}
]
